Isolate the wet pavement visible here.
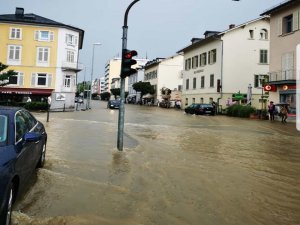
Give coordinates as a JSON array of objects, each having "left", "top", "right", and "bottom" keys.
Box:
[{"left": 12, "top": 100, "right": 300, "bottom": 225}]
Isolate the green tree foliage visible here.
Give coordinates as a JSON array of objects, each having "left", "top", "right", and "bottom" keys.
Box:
[
  {"left": 132, "top": 81, "right": 155, "bottom": 96},
  {"left": 100, "top": 92, "right": 111, "bottom": 101},
  {"left": 0, "top": 62, "right": 17, "bottom": 86},
  {"left": 110, "top": 88, "right": 120, "bottom": 99}
]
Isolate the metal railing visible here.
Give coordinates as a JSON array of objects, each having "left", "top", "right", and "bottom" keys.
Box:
[{"left": 269, "top": 69, "right": 296, "bottom": 82}]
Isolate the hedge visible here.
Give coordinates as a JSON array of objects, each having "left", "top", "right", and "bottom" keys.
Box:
[{"left": 226, "top": 104, "right": 256, "bottom": 118}]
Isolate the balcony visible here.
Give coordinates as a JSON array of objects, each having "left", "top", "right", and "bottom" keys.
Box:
[
  {"left": 268, "top": 69, "right": 296, "bottom": 84},
  {"left": 61, "top": 61, "right": 84, "bottom": 72}
]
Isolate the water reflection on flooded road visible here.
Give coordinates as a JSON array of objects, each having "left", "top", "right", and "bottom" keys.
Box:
[{"left": 12, "top": 101, "right": 300, "bottom": 225}]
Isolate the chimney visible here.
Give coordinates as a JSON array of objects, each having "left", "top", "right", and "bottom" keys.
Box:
[
  {"left": 15, "top": 7, "right": 24, "bottom": 17},
  {"left": 229, "top": 24, "right": 235, "bottom": 29}
]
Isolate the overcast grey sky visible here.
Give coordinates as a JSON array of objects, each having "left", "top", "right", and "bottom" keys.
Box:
[{"left": 1, "top": 0, "right": 284, "bottom": 81}]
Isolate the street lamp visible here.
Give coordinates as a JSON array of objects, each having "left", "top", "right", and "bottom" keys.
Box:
[{"left": 88, "top": 42, "right": 101, "bottom": 109}]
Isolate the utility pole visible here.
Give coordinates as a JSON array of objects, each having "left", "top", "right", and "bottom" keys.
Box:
[{"left": 117, "top": 0, "right": 140, "bottom": 151}]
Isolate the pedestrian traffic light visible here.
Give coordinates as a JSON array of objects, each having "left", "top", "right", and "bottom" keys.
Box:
[{"left": 121, "top": 49, "right": 138, "bottom": 78}]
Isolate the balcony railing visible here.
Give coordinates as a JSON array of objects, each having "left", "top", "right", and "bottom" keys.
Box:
[
  {"left": 269, "top": 69, "right": 296, "bottom": 82},
  {"left": 61, "top": 61, "right": 84, "bottom": 72}
]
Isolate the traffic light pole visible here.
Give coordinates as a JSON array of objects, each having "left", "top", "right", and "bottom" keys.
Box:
[{"left": 117, "top": 0, "right": 140, "bottom": 151}]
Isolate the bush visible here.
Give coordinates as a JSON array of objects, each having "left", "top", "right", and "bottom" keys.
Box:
[
  {"left": 226, "top": 104, "right": 256, "bottom": 118},
  {"left": 24, "top": 102, "right": 48, "bottom": 111}
]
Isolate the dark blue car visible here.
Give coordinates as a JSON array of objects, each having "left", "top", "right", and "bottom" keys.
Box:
[{"left": 0, "top": 106, "right": 47, "bottom": 225}]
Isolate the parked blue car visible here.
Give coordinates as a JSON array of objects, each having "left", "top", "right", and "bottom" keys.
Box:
[{"left": 0, "top": 106, "right": 47, "bottom": 225}]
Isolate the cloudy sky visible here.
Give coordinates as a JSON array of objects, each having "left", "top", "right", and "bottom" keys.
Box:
[{"left": 1, "top": 0, "right": 284, "bottom": 81}]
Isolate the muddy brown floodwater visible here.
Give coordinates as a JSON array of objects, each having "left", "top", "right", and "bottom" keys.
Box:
[{"left": 12, "top": 101, "right": 300, "bottom": 225}]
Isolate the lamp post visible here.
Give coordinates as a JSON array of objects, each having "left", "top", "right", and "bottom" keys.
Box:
[{"left": 88, "top": 42, "right": 101, "bottom": 109}]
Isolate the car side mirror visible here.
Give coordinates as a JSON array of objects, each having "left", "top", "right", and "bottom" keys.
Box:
[{"left": 24, "top": 132, "right": 41, "bottom": 142}]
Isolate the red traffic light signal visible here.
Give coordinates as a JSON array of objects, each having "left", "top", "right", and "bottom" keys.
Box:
[{"left": 121, "top": 49, "right": 138, "bottom": 78}]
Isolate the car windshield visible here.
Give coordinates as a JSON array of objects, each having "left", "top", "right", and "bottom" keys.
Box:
[{"left": 0, "top": 115, "right": 8, "bottom": 144}]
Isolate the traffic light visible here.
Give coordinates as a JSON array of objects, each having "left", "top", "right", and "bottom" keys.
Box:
[{"left": 121, "top": 49, "right": 138, "bottom": 78}]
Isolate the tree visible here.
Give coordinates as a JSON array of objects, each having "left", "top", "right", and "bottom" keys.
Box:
[
  {"left": 132, "top": 81, "right": 155, "bottom": 97},
  {"left": 110, "top": 88, "right": 120, "bottom": 99},
  {"left": 0, "top": 62, "right": 17, "bottom": 86},
  {"left": 100, "top": 92, "right": 111, "bottom": 101}
]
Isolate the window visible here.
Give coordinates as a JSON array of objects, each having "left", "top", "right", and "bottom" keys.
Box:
[
  {"left": 8, "top": 72, "right": 23, "bottom": 86},
  {"left": 249, "top": 29, "right": 254, "bottom": 39},
  {"left": 283, "top": 14, "right": 293, "bottom": 34},
  {"left": 64, "top": 75, "right": 71, "bottom": 88},
  {"left": 200, "top": 53, "right": 207, "bottom": 66},
  {"left": 35, "top": 30, "right": 54, "bottom": 41},
  {"left": 200, "top": 98, "right": 204, "bottom": 103},
  {"left": 8, "top": 45, "right": 21, "bottom": 61},
  {"left": 185, "top": 58, "right": 191, "bottom": 70},
  {"left": 31, "top": 73, "right": 52, "bottom": 87},
  {"left": 210, "top": 74, "right": 214, "bottom": 87},
  {"left": 254, "top": 75, "right": 269, "bottom": 88},
  {"left": 37, "top": 47, "right": 50, "bottom": 64},
  {"left": 193, "top": 77, "right": 197, "bottom": 89},
  {"left": 65, "top": 34, "right": 78, "bottom": 46},
  {"left": 260, "top": 29, "right": 268, "bottom": 40},
  {"left": 186, "top": 79, "right": 189, "bottom": 90},
  {"left": 178, "top": 85, "right": 182, "bottom": 91},
  {"left": 67, "top": 50, "right": 75, "bottom": 62},
  {"left": 185, "top": 98, "right": 188, "bottom": 106},
  {"left": 10, "top": 28, "right": 22, "bottom": 39},
  {"left": 259, "top": 50, "right": 268, "bottom": 64},
  {"left": 192, "top": 98, "right": 195, "bottom": 104},
  {"left": 208, "top": 49, "right": 217, "bottom": 64},
  {"left": 192, "top": 56, "right": 199, "bottom": 69},
  {"left": 0, "top": 115, "right": 8, "bottom": 144},
  {"left": 201, "top": 76, "right": 205, "bottom": 88}
]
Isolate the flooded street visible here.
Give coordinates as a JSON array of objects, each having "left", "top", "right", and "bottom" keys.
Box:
[{"left": 12, "top": 101, "right": 300, "bottom": 225}]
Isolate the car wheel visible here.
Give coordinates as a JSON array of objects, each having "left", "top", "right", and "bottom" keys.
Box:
[
  {"left": 37, "top": 143, "right": 46, "bottom": 168},
  {"left": 0, "top": 183, "right": 14, "bottom": 225}
]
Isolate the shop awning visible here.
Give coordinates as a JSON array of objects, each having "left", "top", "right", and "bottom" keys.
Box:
[{"left": 0, "top": 87, "right": 53, "bottom": 95}]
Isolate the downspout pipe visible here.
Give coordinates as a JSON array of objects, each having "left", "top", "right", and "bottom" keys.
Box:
[{"left": 217, "top": 38, "right": 224, "bottom": 114}]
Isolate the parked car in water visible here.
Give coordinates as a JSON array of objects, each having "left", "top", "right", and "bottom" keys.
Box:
[
  {"left": 185, "top": 103, "right": 215, "bottom": 115},
  {"left": 0, "top": 106, "right": 47, "bottom": 225},
  {"left": 107, "top": 99, "right": 121, "bottom": 109}
]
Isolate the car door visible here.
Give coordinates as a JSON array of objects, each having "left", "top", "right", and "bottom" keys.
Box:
[{"left": 14, "top": 111, "right": 37, "bottom": 185}]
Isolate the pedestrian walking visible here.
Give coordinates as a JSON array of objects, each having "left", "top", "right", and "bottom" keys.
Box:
[
  {"left": 268, "top": 101, "right": 275, "bottom": 121},
  {"left": 280, "top": 105, "right": 288, "bottom": 123}
]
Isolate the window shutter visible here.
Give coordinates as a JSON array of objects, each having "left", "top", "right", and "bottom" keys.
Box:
[
  {"left": 35, "top": 31, "right": 39, "bottom": 40},
  {"left": 277, "top": 18, "right": 282, "bottom": 35},
  {"left": 50, "top": 32, "right": 54, "bottom": 41},
  {"left": 293, "top": 11, "right": 299, "bottom": 31},
  {"left": 31, "top": 73, "right": 36, "bottom": 86},
  {"left": 19, "top": 73, "right": 24, "bottom": 86},
  {"left": 47, "top": 74, "right": 52, "bottom": 87}
]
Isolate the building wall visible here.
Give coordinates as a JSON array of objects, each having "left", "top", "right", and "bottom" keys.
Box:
[
  {"left": 222, "top": 18, "right": 270, "bottom": 108},
  {"left": 156, "top": 54, "right": 183, "bottom": 101},
  {"left": 0, "top": 23, "right": 58, "bottom": 89},
  {"left": 269, "top": 3, "right": 300, "bottom": 73}
]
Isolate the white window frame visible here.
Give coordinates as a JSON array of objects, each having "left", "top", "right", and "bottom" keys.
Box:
[
  {"left": 9, "top": 27, "right": 22, "bottom": 40},
  {"left": 8, "top": 72, "right": 24, "bottom": 86},
  {"left": 64, "top": 75, "right": 71, "bottom": 88},
  {"left": 31, "top": 73, "right": 52, "bottom": 87},
  {"left": 260, "top": 29, "right": 268, "bottom": 40},
  {"left": 208, "top": 49, "right": 217, "bottom": 64},
  {"left": 65, "top": 34, "right": 78, "bottom": 46},
  {"left": 35, "top": 30, "right": 54, "bottom": 42},
  {"left": 37, "top": 47, "right": 50, "bottom": 65},
  {"left": 66, "top": 50, "right": 75, "bottom": 63},
  {"left": 7, "top": 45, "right": 22, "bottom": 65}
]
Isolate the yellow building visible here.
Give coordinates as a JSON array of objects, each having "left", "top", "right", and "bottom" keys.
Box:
[{"left": 0, "top": 7, "right": 84, "bottom": 110}]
